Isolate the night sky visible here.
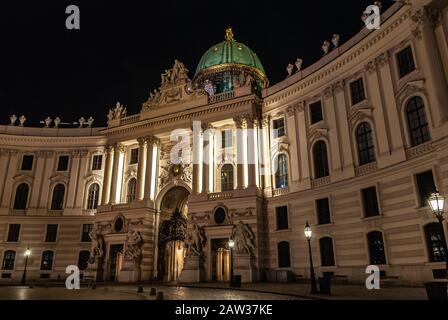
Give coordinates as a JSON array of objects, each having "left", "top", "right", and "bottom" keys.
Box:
[{"left": 0, "top": 1, "right": 395, "bottom": 127}]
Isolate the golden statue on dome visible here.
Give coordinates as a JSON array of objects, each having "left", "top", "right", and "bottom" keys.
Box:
[{"left": 225, "top": 27, "right": 234, "bottom": 41}]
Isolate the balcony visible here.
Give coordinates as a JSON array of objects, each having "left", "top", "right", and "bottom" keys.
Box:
[
  {"left": 355, "top": 162, "right": 378, "bottom": 177},
  {"left": 311, "top": 176, "right": 331, "bottom": 188},
  {"left": 273, "top": 187, "right": 289, "bottom": 197},
  {"left": 208, "top": 192, "right": 233, "bottom": 200},
  {"left": 207, "top": 91, "right": 235, "bottom": 104}
]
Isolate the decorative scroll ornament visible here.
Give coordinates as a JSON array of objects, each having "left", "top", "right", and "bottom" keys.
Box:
[{"left": 159, "top": 159, "right": 192, "bottom": 189}]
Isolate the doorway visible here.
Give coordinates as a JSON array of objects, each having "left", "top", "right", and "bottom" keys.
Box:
[
  {"left": 211, "top": 239, "right": 231, "bottom": 282},
  {"left": 108, "top": 244, "right": 123, "bottom": 281}
]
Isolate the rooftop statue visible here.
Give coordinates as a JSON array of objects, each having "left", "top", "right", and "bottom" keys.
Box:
[{"left": 107, "top": 102, "right": 127, "bottom": 122}]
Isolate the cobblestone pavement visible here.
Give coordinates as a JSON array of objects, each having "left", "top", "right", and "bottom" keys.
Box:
[{"left": 0, "top": 285, "right": 303, "bottom": 300}]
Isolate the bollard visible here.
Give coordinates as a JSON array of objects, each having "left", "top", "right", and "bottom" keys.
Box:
[
  {"left": 149, "top": 288, "right": 157, "bottom": 296},
  {"left": 28, "top": 283, "right": 34, "bottom": 289},
  {"left": 137, "top": 286, "right": 144, "bottom": 293},
  {"left": 91, "top": 283, "right": 96, "bottom": 290},
  {"left": 45, "top": 282, "right": 50, "bottom": 288},
  {"left": 156, "top": 292, "right": 164, "bottom": 300}
]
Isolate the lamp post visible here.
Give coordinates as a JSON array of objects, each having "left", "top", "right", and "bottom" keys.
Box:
[
  {"left": 304, "top": 222, "right": 318, "bottom": 294},
  {"left": 427, "top": 191, "right": 448, "bottom": 278},
  {"left": 21, "top": 247, "right": 31, "bottom": 285},
  {"left": 228, "top": 239, "right": 235, "bottom": 287}
]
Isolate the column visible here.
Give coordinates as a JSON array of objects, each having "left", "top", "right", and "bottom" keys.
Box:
[
  {"left": 0, "top": 150, "right": 18, "bottom": 208},
  {"left": 75, "top": 150, "right": 89, "bottom": 210},
  {"left": 246, "top": 114, "right": 257, "bottom": 188},
  {"left": 66, "top": 150, "right": 82, "bottom": 208},
  {"left": 101, "top": 145, "right": 114, "bottom": 205},
  {"left": 365, "top": 63, "right": 391, "bottom": 158},
  {"left": 109, "top": 143, "right": 124, "bottom": 204},
  {"left": 376, "top": 52, "right": 406, "bottom": 159},
  {"left": 323, "top": 88, "right": 342, "bottom": 172},
  {"left": 38, "top": 151, "right": 55, "bottom": 209},
  {"left": 202, "top": 125, "right": 215, "bottom": 193},
  {"left": 260, "top": 116, "right": 272, "bottom": 191},
  {"left": 412, "top": 7, "right": 448, "bottom": 125},
  {"left": 0, "top": 149, "right": 10, "bottom": 204},
  {"left": 192, "top": 125, "right": 203, "bottom": 195},
  {"left": 28, "top": 151, "right": 46, "bottom": 211},
  {"left": 234, "top": 116, "right": 246, "bottom": 189},
  {"left": 286, "top": 106, "right": 300, "bottom": 181},
  {"left": 136, "top": 138, "right": 147, "bottom": 200},
  {"left": 332, "top": 81, "right": 354, "bottom": 170},
  {"left": 144, "top": 137, "right": 159, "bottom": 200},
  {"left": 296, "top": 103, "right": 311, "bottom": 182}
]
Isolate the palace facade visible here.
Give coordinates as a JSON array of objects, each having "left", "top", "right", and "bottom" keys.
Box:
[{"left": 1, "top": 0, "right": 448, "bottom": 285}]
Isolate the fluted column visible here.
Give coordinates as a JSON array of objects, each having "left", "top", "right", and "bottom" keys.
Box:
[
  {"left": 246, "top": 114, "right": 257, "bottom": 188},
  {"left": 234, "top": 116, "right": 246, "bottom": 189},
  {"left": 192, "top": 124, "right": 203, "bottom": 194},
  {"left": 260, "top": 116, "right": 272, "bottom": 191},
  {"left": 101, "top": 145, "right": 114, "bottom": 205},
  {"left": 109, "top": 143, "right": 125, "bottom": 204},
  {"left": 203, "top": 124, "right": 215, "bottom": 193},
  {"left": 144, "top": 136, "right": 159, "bottom": 200},
  {"left": 136, "top": 138, "right": 147, "bottom": 201}
]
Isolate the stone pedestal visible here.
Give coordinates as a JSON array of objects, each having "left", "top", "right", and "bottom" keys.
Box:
[
  {"left": 178, "top": 255, "right": 204, "bottom": 283},
  {"left": 234, "top": 254, "right": 255, "bottom": 283},
  {"left": 85, "top": 258, "right": 104, "bottom": 282},
  {"left": 117, "top": 259, "right": 141, "bottom": 283}
]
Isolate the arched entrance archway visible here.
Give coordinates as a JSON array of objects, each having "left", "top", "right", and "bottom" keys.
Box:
[{"left": 156, "top": 186, "right": 190, "bottom": 282}]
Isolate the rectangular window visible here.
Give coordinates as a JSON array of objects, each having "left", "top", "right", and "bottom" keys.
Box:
[
  {"left": 397, "top": 46, "right": 416, "bottom": 78},
  {"left": 57, "top": 155, "right": 70, "bottom": 171},
  {"left": 416, "top": 171, "right": 436, "bottom": 207},
  {"left": 2, "top": 251, "right": 16, "bottom": 270},
  {"left": 273, "top": 118, "right": 285, "bottom": 138},
  {"left": 129, "top": 148, "right": 139, "bottom": 165},
  {"left": 276, "top": 206, "right": 289, "bottom": 230},
  {"left": 92, "top": 155, "right": 103, "bottom": 171},
  {"left": 7, "top": 224, "right": 21, "bottom": 242},
  {"left": 316, "top": 198, "right": 331, "bottom": 225},
  {"left": 309, "top": 101, "right": 323, "bottom": 124},
  {"left": 350, "top": 78, "right": 366, "bottom": 105},
  {"left": 221, "top": 130, "right": 233, "bottom": 149},
  {"left": 362, "top": 186, "right": 380, "bottom": 217},
  {"left": 45, "top": 224, "right": 58, "bottom": 242},
  {"left": 21, "top": 155, "right": 34, "bottom": 171},
  {"left": 81, "top": 224, "right": 93, "bottom": 242}
]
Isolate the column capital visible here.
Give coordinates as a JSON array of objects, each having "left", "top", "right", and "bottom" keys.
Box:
[
  {"left": 411, "top": 6, "right": 441, "bottom": 28},
  {"left": 233, "top": 115, "right": 247, "bottom": 129},
  {"left": 331, "top": 80, "right": 345, "bottom": 94},
  {"left": 137, "top": 137, "right": 148, "bottom": 146},
  {"left": 113, "top": 143, "right": 125, "bottom": 153}
]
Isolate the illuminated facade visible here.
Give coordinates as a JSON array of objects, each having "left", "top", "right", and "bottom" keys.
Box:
[{"left": 1, "top": 0, "right": 448, "bottom": 285}]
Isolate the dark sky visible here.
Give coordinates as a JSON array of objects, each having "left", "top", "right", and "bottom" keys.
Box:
[{"left": 0, "top": 0, "right": 395, "bottom": 127}]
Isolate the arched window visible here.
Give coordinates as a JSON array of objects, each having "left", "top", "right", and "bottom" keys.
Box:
[
  {"left": 313, "top": 141, "right": 330, "bottom": 179},
  {"left": 406, "top": 96, "right": 430, "bottom": 147},
  {"left": 41, "top": 250, "right": 54, "bottom": 270},
  {"left": 13, "top": 183, "right": 29, "bottom": 210},
  {"left": 319, "top": 237, "right": 335, "bottom": 267},
  {"left": 275, "top": 154, "right": 289, "bottom": 189},
  {"left": 78, "top": 250, "right": 91, "bottom": 271},
  {"left": 50, "top": 184, "right": 65, "bottom": 210},
  {"left": 126, "top": 178, "right": 137, "bottom": 203},
  {"left": 2, "top": 250, "right": 16, "bottom": 270},
  {"left": 221, "top": 164, "right": 234, "bottom": 191},
  {"left": 87, "top": 183, "right": 100, "bottom": 210},
  {"left": 277, "top": 241, "right": 291, "bottom": 268},
  {"left": 424, "top": 223, "right": 446, "bottom": 262},
  {"left": 356, "top": 122, "right": 376, "bottom": 165},
  {"left": 367, "top": 231, "right": 387, "bottom": 265}
]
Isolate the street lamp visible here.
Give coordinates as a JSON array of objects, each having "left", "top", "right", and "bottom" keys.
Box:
[
  {"left": 304, "top": 222, "right": 318, "bottom": 294},
  {"left": 21, "top": 247, "right": 31, "bottom": 285},
  {"left": 427, "top": 191, "right": 448, "bottom": 278},
  {"left": 228, "top": 239, "right": 235, "bottom": 287}
]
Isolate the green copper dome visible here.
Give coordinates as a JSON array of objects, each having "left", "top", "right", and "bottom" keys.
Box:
[
  {"left": 193, "top": 29, "right": 268, "bottom": 95},
  {"left": 195, "top": 40, "right": 266, "bottom": 78}
]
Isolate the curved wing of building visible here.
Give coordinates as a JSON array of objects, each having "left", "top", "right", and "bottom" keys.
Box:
[{"left": 1, "top": 0, "right": 448, "bottom": 285}]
